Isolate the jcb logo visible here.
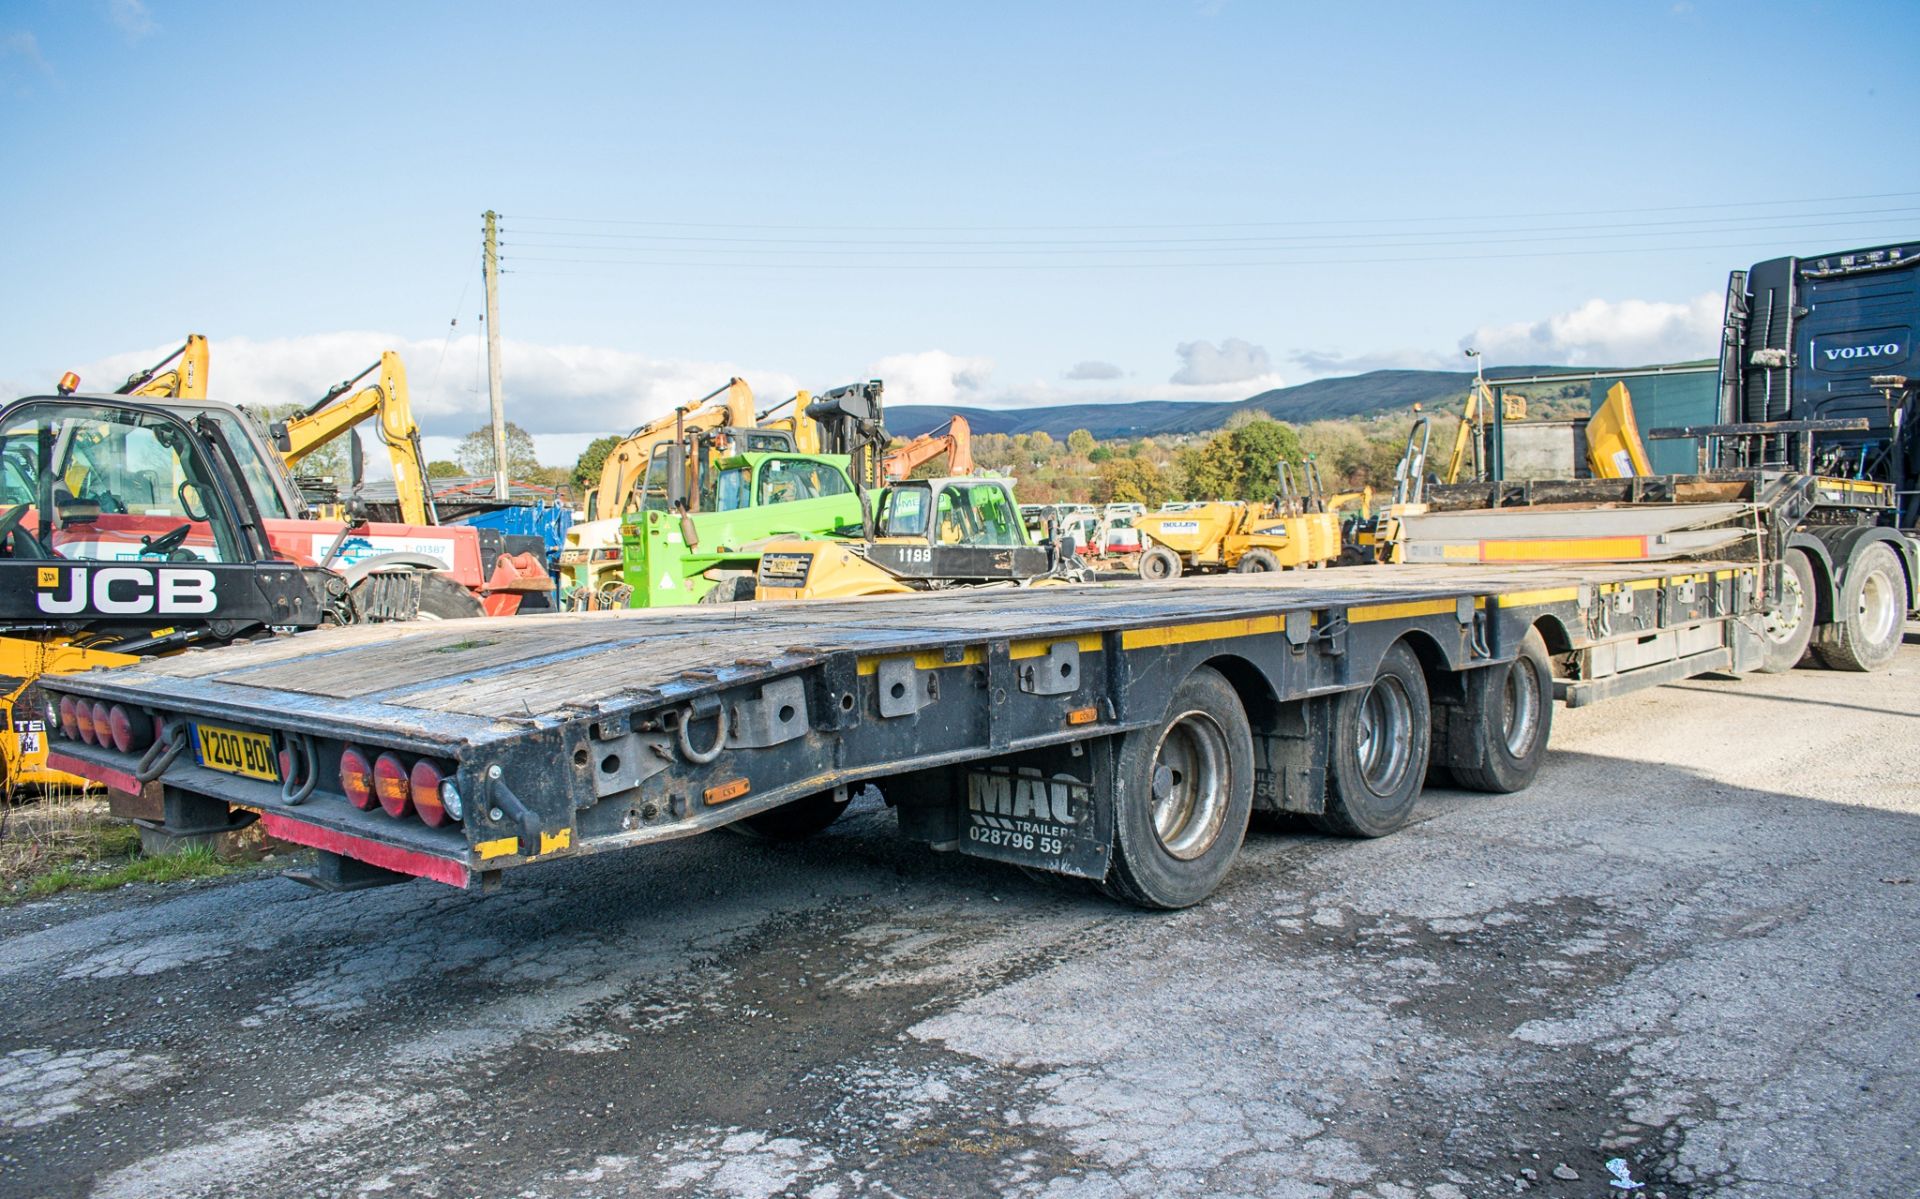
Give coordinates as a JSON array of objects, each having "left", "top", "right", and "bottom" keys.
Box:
[{"left": 36, "top": 567, "right": 217, "bottom": 616}]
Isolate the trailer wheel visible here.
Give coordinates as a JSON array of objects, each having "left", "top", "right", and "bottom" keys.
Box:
[
  {"left": 1757, "top": 549, "right": 1816, "bottom": 673},
  {"left": 1103, "top": 666, "right": 1253, "bottom": 909},
  {"left": 1440, "top": 628, "right": 1553, "bottom": 793},
  {"left": 1139, "top": 546, "right": 1182, "bottom": 581},
  {"left": 732, "top": 790, "right": 850, "bottom": 841},
  {"left": 1317, "top": 641, "right": 1430, "bottom": 836},
  {"left": 415, "top": 572, "right": 486, "bottom": 620},
  {"left": 1236, "top": 549, "right": 1281, "bottom": 573},
  {"left": 1813, "top": 542, "right": 1904, "bottom": 673}
]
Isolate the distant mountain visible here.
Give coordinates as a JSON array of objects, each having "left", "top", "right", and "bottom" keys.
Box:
[{"left": 885, "top": 366, "right": 1597, "bottom": 440}]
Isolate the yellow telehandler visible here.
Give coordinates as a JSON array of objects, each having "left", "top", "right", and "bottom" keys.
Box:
[{"left": 1133, "top": 461, "right": 1342, "bottom": 580}]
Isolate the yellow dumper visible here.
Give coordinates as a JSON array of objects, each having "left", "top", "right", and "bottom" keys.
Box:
[{"left": 1134, "top": 462, "right": 1341, "bottom": 579}]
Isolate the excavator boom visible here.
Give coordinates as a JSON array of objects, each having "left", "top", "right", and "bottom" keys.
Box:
[
  {"left": 114, "top": 334, "right": 209, "bottom": 400},
  {"left": 589, "top": 378, "right": 755, "bottom": 520},
  {"left": 883, "top": 415, "right": 973, "bottom": 480},
  {"left": 274, "top": 351, "right": 435, "bottom": 525}
]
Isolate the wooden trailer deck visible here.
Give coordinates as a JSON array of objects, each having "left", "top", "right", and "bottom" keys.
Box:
[{"left": 74, "top": 561, "right": 1744, "bottom": 747}]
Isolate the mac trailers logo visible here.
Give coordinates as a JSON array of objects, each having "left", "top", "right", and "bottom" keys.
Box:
[{"left": 33, "top": 565, "right": 218, "bottom": 615}]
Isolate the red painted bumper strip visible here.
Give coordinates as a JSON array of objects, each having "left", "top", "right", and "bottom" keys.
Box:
[{"left": 259, "top": 812, "right": 471, "bottom": 888}]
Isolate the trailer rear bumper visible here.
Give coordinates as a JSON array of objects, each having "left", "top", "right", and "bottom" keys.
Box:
[{"left": 47, "top": 742, "right": 477, "bottom": 888}]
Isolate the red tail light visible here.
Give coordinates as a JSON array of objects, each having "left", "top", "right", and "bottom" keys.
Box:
[
  {"left": 74, "top": 702, "right": 96, "bottom": 744},
  {"left": 108, "top": 705, "right": 154, "bottom": 753},
  {"left": 410, "top": 760, "right": 452, "bottom": 826},
  {"left": 58, "top": 696, "right": 78, "bottom": 739},
  {"left": 373, "top": 753, "right": 412, "bottom": 818},
  {"left": 340, "top": 748, "right": 376, "bottom": 810}
]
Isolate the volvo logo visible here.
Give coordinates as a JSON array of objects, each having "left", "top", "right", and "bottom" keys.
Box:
[{"left": 1822, "top": 342, "right": 1902, "bottom": 362}]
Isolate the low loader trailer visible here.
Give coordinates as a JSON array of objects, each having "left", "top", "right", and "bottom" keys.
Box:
[{"left": 40, "top": 469, "right": 1912, "bottom": 908}]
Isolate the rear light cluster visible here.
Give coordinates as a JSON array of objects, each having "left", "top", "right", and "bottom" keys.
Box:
[
  {"left": 339, "top": 747, "right": 461, "bottom": 827},
  {"left": 57, "top": 697, "right": 156, "bottom": 754}
]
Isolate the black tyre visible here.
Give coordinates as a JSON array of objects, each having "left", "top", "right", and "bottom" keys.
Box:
[
  {"left": 1139, "top": 546, "right": 1182, "bottom": 581},
  {"left": 1438, "top": 628, "right": 1554, "bottom": 793},
  {"left": 698, "top": 575, "right": 758, "bottom": 604},
  {"left": 1236, "top": 548, "right": 1281, "bottom": 573},
  {"left": 416, "top": 572, "right": 486, "bottom": 619},
  {"left": 733, "top": 790, "right": 850, "bottom": 841},
  {"left": 1316, "top": 640, "right": 1430, "bottom": 837},
  {"left": 1757, "top": 549, "right": 1817, "bottom": 674},
  {"left": 1103, "top": 666, "right": 1254, "bottom": 909},
  {"left": 1813, "top": 542, "right": 1905, "bottom": 673}
]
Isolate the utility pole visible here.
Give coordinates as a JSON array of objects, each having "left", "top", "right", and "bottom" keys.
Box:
[{"left": 482, "top": 210, "right": 508, "bottom": 497}]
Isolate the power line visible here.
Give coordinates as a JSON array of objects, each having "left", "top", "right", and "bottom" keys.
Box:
[
  {"left": 498, "top": 214, "right": 1920, "bottom": 260},
  {"left": 501, "top": 190, "right": 1920, "bottom": 233},
  {"left": 500, "top": 232, "right": 1920, "bottom": 274},
  {"left": 499, "top": 205, "right": 1920, "bottom": 248}
]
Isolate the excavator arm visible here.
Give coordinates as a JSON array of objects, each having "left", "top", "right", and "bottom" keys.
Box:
[
  {"left": 113, "top": 334, "right": 210, "bottom": 399},
  {"left": 274, "top": 351, "right": 435, "bottom": 526},
  {"left": 883, "top": 415, "right": 973, "bottom": 480},
  {"left": 590, "top": 378, "right": 756, "bottom": 520}
]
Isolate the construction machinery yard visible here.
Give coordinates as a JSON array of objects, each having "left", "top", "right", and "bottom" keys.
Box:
[{"left": 5, "top": 224, "right": 1919, "bottom": 1197}]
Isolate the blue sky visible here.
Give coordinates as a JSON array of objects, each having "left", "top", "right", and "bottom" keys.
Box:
[{"left": 3, "top": 0, "right": 1918, "bottom": 463}]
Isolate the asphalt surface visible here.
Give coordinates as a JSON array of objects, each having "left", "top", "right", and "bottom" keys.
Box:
[{"left": 1, "top": 631, "right": 1916, "bottom": 1199}]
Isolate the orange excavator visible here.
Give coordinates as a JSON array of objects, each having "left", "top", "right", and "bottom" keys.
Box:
[{"left": 883, "top": 415, "right": 974, "bottom": 480}]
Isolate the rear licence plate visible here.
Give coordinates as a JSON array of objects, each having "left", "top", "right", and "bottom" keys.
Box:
[{"left": 194, "top": 722, "right": 279, "bottom": 781}]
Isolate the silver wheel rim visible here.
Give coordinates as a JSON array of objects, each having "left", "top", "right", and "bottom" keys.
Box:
[
  {"left": 1858, "top": 566, "right": 1898, "bottom": 647},
  {"left": 1150, "top": 711, "right": 1230, "bottom": 860},
  {"left": 1501, "top": 660, "right": 1541, "bottom": 757},
  {"left": 1356, "top": 675, "right": 1413, "bottom": 794},
  {"left": 1763, "top": 564, "right": 1806, "bottom": 643}
]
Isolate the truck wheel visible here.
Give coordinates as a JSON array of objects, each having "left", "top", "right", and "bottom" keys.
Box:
[
  {"left": 1813, "top": 542, "right": 1905, "bottom": 673},
  {"left": 1316, "top": 641, "right": 1430, "bottom": 837},
  {"left": 1440, "top": 628, "right": 1553, "bottom": 793},
  {"left": 733, "top": 790, "right": 850, "bottom": 841},
  {"left": 416, "top": 572, "right": 486, "bottom": 620},
  {"left": 1139, "top": 546, "right": 1182, "bottom": 581},
  {"left": 1103, "top": 666, "right": 1253, "bottom": 909},
  {"left": 1757, "top": 549, "right": 1816, "bottom": 673},
  {"left": 1236, "top": 549, "right": 1281, "bottom": 573}
]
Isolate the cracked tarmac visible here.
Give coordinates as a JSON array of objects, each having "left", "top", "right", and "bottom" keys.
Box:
[{"left": 1, "top": 632, "right": 1915, "bottom": 1198}]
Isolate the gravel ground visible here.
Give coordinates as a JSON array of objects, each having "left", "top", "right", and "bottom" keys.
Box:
[{"left": 1, "top": 630, "right": 1915, "bottom": 1199}]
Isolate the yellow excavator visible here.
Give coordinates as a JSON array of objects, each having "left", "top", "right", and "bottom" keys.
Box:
[
  {"left": 564, "top": 379, "right": 811, "bottom": 603},
  {"left": 272, "top": 351, "right": 436, "bottom": 526},
  {"left": 110, "top": 333, "right": 210, "bottom": 400}
]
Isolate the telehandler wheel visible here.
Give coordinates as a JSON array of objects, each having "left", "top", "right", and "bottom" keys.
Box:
[
  {"left": 1139, "top": 546, "right": 1183, "bottom": 581},
  {"left": 1437, "top": 628, "right": 1554, "bottom": 793},
  {"left": 1236, "top": 549, "right": 1281, "bottom": 573},
  {"left": 415, "top": 572, "right": 486, "bottom": 620},
  {"left": 1102, "top": 666, "right": 1254, "bottom": 910},
  {"left": 1813, "top": 542, "right": 1905, "bottom": 673},
  {"left": 1757, "top": 549, "right": 1817, "bottom": 674},
  {"left": 1315, "top": 641, "right": 1430, "bottom": 837},
  {"left": 732, "top": 790, "right": 851, "bottom": 842}
]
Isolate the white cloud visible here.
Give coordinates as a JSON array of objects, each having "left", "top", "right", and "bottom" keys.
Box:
[
  {"left": 107, "top": 0, "right": 156, "bottom": 41},
  {"left": 1064, "top": 359, "right": 1124, "bottom": 381},
  {"left": 1170, "top": 337, "right": 1276, "bottom": 386},
  {"left": 1289, "top": 347, "right": 1459, "bottom": 377},
  {"left": 1462, "top": 293, "right": 1721, "bottom": 368},
  {"left": 1, "top": 30, "right": 52, "bottom": 88},
  {"left": 866, "top": 349, "right": 993, "bottom": 409},
  {"left": 52, "top": 331, "right": 802, "bottom": 445}
]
